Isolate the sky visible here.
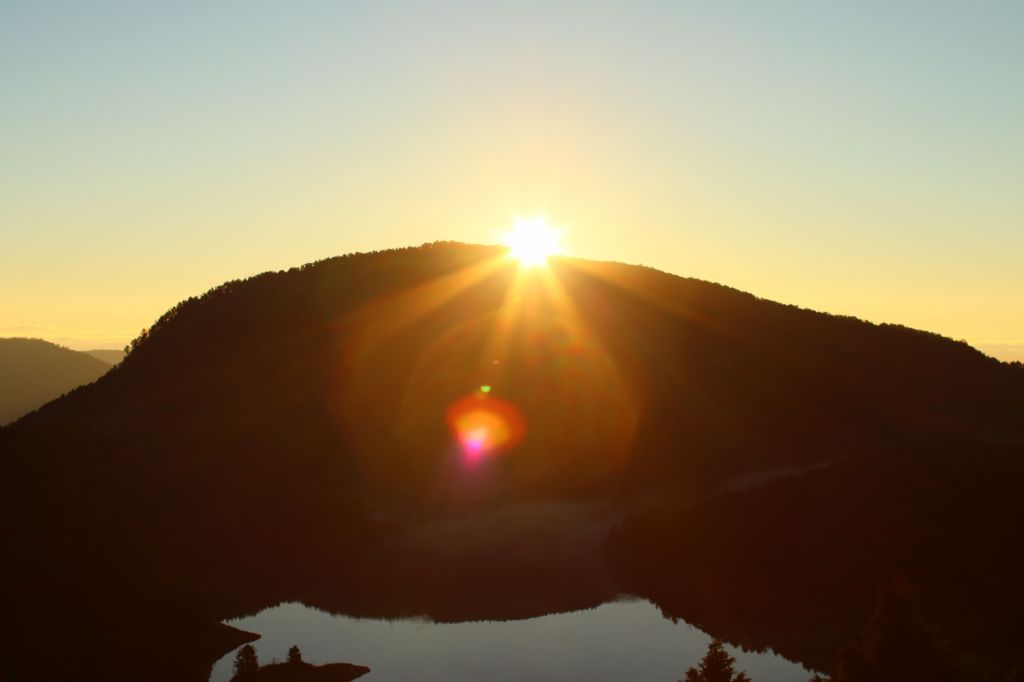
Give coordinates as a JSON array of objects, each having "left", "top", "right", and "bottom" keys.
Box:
[{"left": 2, "top": 1, "right": 1022, "bottom": 360}]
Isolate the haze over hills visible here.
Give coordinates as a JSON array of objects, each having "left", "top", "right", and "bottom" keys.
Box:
[
  {"left": 1, "top": 243, "right": 1022, "bottom": 681},
  {"left": 83, "top": 348, "right": 127, "bottom": 365},
  {"left": 0, "top": 338, "right": 121, "bottom": 426}
]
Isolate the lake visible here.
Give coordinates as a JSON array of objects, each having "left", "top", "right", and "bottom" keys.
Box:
[{"left": 209, "top": 598, "right": 813, "bottom": 682}]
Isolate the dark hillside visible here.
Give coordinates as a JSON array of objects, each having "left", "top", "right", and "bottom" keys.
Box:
[
  {"left": 9, "top": 244, "right": 1020, "bottom": 498},
  {"left": 611, "top": 437, "right": 1024, "bottom": 677},
  {"left": 1, "top": 242, "right": 1022, "bottom": 680}
]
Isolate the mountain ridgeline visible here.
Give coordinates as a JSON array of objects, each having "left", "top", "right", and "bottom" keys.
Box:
[{"left": 1, "top": 242, "right": 1022, "bottom": 681}]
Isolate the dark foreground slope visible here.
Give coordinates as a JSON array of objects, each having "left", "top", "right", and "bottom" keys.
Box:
[
  {"left": 0, "top": 338, "right": 115, "bottom": 425},
  {"left": 1, "top": 243, "right": 1022, "bottom": 680},
  {"left": 610, "top": 438, "right": 1024, "bottom": 676}
]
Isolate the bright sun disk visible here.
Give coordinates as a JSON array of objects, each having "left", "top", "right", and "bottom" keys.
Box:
[{"left": 502, "top": 217, "right": 562, "bottom": 266}]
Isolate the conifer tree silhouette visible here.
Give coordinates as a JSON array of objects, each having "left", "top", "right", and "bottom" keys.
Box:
[{"left": 682, "top": 639, "right": 751, "bottom": 682}]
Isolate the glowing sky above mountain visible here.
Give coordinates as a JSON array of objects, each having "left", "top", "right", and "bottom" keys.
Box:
[{"left": 1, "top": 2, "right": 1022, "bottom": 361}]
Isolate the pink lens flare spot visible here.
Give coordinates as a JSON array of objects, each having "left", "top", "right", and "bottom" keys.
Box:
[
  {"left": 445, "top": 393, "right": 526, "bottom": 465},
  {"left": 459, "top": 427, "right": 490, "bottom": 462}
]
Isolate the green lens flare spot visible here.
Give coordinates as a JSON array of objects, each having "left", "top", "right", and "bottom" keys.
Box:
[{"left": 480, "top": 385, "right": 492, "bottom": 393}]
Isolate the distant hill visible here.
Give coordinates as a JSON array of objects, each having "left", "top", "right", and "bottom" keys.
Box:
[
  {"left": 0, "top": 338, "right": 116, "bottom": 426},
  {"left": 1, "top": 243, "right": 1022, "bottom": 681},
  {"left": 82, "top": 348, "right": 126, "bottom": 365}
]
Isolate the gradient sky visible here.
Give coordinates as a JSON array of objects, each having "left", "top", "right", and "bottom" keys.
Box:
[{"left": 2, "top": 1, "right": 1022, "bottom": 360}]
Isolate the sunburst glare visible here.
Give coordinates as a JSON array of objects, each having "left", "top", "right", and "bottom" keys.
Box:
[{"left": 502, "top": 216, "right": 563, "bottom": 266}]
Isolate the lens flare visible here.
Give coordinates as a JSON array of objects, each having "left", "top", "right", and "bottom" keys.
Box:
[{"left": 446, "top": 393, "right": 525, "bottom": 463}]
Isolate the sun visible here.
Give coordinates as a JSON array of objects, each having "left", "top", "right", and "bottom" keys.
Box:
[{"left": 502, "top": 216, "right": 562, "bottom": 266}]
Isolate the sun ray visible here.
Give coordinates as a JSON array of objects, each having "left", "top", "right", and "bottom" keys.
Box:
[
  {"left": 347, "top": 255, "right": 506, "bottom": 344},
  {"left": 562, "top": 258, "right": 721, "bottom": 333}
]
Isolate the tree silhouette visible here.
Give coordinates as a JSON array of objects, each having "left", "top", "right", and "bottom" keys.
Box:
[
  {"left": 682, "top": 638, "right": 751, "bottom": 682},
  {"left": 232, "top": 644, "right": 259, "bottom": 679},
  {"left": 288, "top": 644, "right": 303, "bottom": 664},
  {"left": 829, "top": 578, "right": 961, "bottom": 682}
]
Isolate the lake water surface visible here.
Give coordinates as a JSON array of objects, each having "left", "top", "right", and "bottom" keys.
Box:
[{"left": 209, "top": 599, "right": 813, "bottom": 682}]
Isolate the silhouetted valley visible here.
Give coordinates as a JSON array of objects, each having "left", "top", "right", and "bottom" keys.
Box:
[{"left": 1, "top": 243, "right": 1022, "bottom": 681}]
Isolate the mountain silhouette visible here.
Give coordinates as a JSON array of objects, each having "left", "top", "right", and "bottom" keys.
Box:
[
  {"left": 0, "top": 338, "right": 118, "bottom": 426},
  {"left": 1, "top": 242, "right": 1022, "bottom": 681}
]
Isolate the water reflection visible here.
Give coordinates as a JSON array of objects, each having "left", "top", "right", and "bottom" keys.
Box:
[{"left": 210, "top": 599, "right": 812, "bottom": 682}]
